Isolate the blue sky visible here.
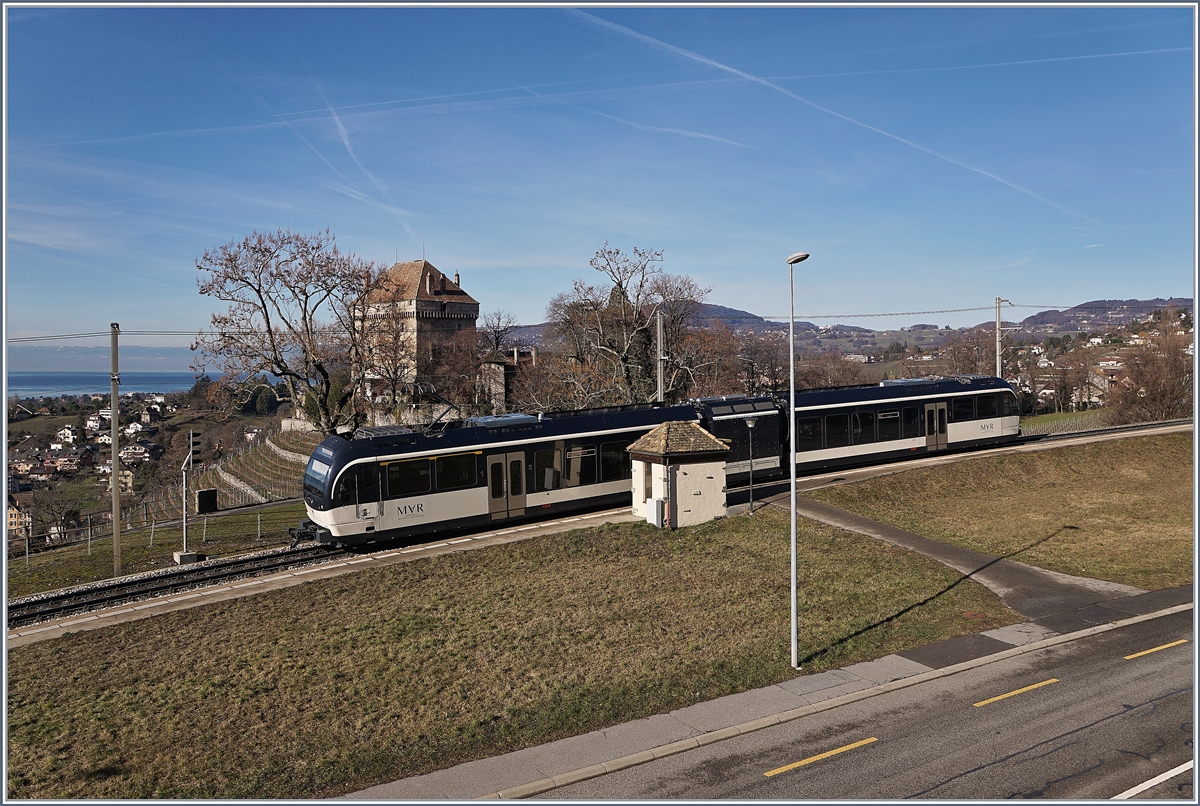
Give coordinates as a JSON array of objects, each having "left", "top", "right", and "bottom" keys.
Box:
[{"left": 4, "top": 5, "right": 1195, "bottom": 357}]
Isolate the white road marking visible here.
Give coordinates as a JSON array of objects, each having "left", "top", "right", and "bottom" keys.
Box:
[{"left": 1112, "top": 760, "right": 1193, "bottom": 799}]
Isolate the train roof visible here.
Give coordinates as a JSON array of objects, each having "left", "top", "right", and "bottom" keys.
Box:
[
  {"left": 778, "top": 375, "right": 1013, "bottom": 408},
  {"left": 309, "top": 401, "right": 700, "bottom": 465}
]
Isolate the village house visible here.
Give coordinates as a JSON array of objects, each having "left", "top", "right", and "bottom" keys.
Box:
[
  {"left": 85, "top": 413, "right": 108, "bottom": 431},
  {"left": 56, "top": 425, "right": 79, "bottom": 444},
  {"left": 140, "top": 406, "right": 162, "bottom": 425},
  {"left": 120, "top": 444, "right": 149, "bottom": 463},
  {"left": 7, "top": 496, "right": 32, "bottom": 538}
]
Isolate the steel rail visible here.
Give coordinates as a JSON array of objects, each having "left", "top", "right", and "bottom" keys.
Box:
[{"left": 7, "top": 545, "right": 349, "bottom": 629}]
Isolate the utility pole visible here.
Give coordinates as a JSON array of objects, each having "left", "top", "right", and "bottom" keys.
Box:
[
  {"left": 995, "top": 297, "right": 1011, "bottom": 378},
  {"left": 656, "top": 309, "right": 666, "bottom": 403},
  {"left": 110, "top": 323, "right": 121, "bottom": 577}
]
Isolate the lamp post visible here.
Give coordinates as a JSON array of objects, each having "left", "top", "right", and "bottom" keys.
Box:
[
  {"left": 785, "top": 251, "right": 809, "bottom": 669},
  {"left": 745, "top": 416, "right": 756, "bottom": 513}
]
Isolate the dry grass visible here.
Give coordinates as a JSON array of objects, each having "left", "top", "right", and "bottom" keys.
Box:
[
  {"left": 7, "top": 509, "right": 1017, "bottom": 799},
  {"left": 807, "top": 433, "right": 1193, "bottom": 590}
]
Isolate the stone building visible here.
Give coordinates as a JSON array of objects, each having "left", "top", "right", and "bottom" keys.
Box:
[
  {"left": 360, "top": 260, "right": 480, "bottom": 400},
  {"left": 627, "top": 420, "right": 729, "bottom": 529}
]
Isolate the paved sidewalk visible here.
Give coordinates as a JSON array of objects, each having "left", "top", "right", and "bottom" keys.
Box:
[{"left": 342, "top": 495, "right": 1193, "bottom": 801}]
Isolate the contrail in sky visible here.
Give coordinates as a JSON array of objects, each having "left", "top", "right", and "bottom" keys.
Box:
[
  {"left": 317, "top": 87, "right": 393, "bottom": 202},
  {"left": 769, "top": 46, "right": 1191, "bottom": 80},
  {"left": 567, "top": 8, "right": 1105, "bottom": 225},
  {"left": 518, "top": 83, "right": 748, "bottom": 147}
]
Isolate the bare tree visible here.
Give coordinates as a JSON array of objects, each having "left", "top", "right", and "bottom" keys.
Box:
[
  {"left": 942, "top": 328, "right": 994, "bottom": 375},
  {"left": 508, "top": 350, "right": 618, "bottom": 412},
  {"left": 192, "top": 229, "right": 381, "bottom": 436},
  {"left": 478, "top": 310, "right": 522, "bottom": 356},
  {"left": 547, "top": 243, "right": 710, "bottom": 404},
  {"left": 795, "top": 350, "right": 865, "bottom": 389},
  {"left": 1105, "top": 324, "right": 1193, "bottom": 423},
  {"left": 737, "top": 332, "right": 789, "bottom": 394}
]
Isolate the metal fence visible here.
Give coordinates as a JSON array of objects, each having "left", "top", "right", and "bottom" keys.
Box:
[{"left": 1018, "top": 411, "right": 1104, "bottom": 436}]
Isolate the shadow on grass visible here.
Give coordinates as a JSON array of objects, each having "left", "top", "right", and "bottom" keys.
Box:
[{"left": 797, "top": 524, "right": 1079, "bottom": 668}]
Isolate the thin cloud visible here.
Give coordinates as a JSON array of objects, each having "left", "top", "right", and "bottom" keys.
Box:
[
  {"left": 585, "top": 108, "right": 749, "bottom": 146},
  {"left": 15, "top": 79, "right": 738, "bottom": 150},
  {"left": 567, "top": 9, "right": 1104, "bottom": 226},
  {"left": 1084, "top": 243, "right": 1104, "bottom": 248},
  {"left": 769, "top": 47, "right": 1192, "bottom": 81},
  {"left": 518, "top": 84, "right": 748, "bottom": 147}
]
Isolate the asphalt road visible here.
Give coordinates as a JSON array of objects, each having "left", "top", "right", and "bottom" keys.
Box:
[{"left": 539, "top": 609, "right": 1193, "bottom": 800}]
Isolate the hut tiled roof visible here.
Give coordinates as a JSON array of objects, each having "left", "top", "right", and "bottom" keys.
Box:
[
  {"left": 626, "top": 421, "right": 729, "bottom": 458},
  {"left": 366, "top": 259, "right": 478, "bottom": 305}
]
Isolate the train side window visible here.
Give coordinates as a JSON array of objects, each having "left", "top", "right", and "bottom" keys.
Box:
[
  {"left": 509, "top": 460, "right": 524, "bottom": 496},
  {"left": 903, "top": 407, "right": 920, "bottom": 438},
  {"left": 386, "top": 459, "right": 431, "bottom": 498},
  {"left": 795, "top": 417, "right": 823, "bottom": 451},
  {"left": 952, "top": 397, "right": 975, "bottom": 421},
  {"left": 853, "top": 411, "right": 876, "bottom": 444},
  {"left": 975, "top": 394, "right": 998, "bottom": 419},
  {"left": 534, "top": 449, "right": 562, "bottom": 491},
  {"left": 1000, "top": 393, "right": 1019, "bottom": 417},
  {"left": 436, "top": 454, "right": 476, "bottom": 491},
  {"left": 334, "top": 470, "right": 356, "bottom": 504},
  {"left": 489, "top": 461, "right": 505, "bottom": 499},
  {"left": 878, "top": 410, "right": 900, "bottom": 441},
  {"left": 564, "top": 445, "right": 597, "bottom": 487},
  {"left": 601, "top": 441, "right": 632, "bottom": 481},
  {"left": 825, "top": 413, "right": 850, "bottom": 448}
]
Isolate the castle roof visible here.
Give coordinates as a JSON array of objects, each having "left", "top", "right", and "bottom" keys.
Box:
[{"left": 367, "top": 260, "right": 478, "bottom": 305}]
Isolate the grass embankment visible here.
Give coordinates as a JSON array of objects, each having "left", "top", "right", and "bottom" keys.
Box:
[
  {"left": 7, "top": 502, "right": 306, "bottom": 599},
  {"left": 7, "top": 509, "right": 1017, "bottom": 799},
  {"left": 807, "top": 433, "right": 1193, "bottom": 590}
]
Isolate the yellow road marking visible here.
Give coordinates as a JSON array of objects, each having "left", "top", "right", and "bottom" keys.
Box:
[
  {"left": 1124, "top": 639, "right": 1189, "bottom": 660},
  {"left": 973, "top": 678, "right": 1058, "bottom": 707},
  {"left": 763, "top": 737, "right": 877, "bottom": 777}
]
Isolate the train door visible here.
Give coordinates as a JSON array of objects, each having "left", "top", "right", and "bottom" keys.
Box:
[
  {"left": 353, "top": 464, "right": 381, "bottom": 534},
  {"left": 486, "top": 451, "right": 526, "bottom": 520},
  {"left": 924, "top": 402, "right": 948, "bottom": 450}
]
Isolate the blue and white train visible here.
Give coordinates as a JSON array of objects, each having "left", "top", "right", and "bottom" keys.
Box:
[{"left": 293, "top": 375, "right": 1020, "bottom": 547}]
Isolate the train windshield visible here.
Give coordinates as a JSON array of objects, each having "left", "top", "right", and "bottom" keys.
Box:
[{"left": 304, "top": 458, "right": 332, "bottom": 497}]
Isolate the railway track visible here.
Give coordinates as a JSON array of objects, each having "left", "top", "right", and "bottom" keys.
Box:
[{"left": 7, "top": 544, "right": 350, "bottom": 630}]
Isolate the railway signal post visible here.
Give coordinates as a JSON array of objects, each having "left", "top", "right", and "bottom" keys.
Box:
[{"left": 176, "top": 431, "right": 205, "bottom": 565}]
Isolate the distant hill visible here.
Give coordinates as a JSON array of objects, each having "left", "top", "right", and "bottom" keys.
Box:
[
  {"left": 509, "top": 298, "right": 1191, "bottom": 351},
  {"left": 1016, "top": 298, "right": 1192, "bottom": 333}
]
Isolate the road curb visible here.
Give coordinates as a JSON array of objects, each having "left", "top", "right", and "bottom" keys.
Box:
[{"left": 478, "top": 601, "right": 1193, "bottom": 800}]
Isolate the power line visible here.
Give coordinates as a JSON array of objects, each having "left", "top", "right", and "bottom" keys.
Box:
[
  {"left": 757, "top": 301, "right": 1190, "bottom": 321},
  {"left": 7, "top": 300, "right": 1190, "bottom": 342}
]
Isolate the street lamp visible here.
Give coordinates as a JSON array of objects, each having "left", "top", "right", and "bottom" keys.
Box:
[
  {"left": 745, "top": 416, "right": 757, "bottom": 513},
  {"left": 786, "top": 251, "right": 809, "bottom": 670}
]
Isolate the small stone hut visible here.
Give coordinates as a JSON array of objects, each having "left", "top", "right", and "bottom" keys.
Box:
[{"left": 627, "top": 421, "right": 730, "bottom": 529}]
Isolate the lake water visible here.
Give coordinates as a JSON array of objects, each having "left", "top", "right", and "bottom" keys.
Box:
[{"left": 6, "top": 371, "right": 198, "bottom": 399}]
